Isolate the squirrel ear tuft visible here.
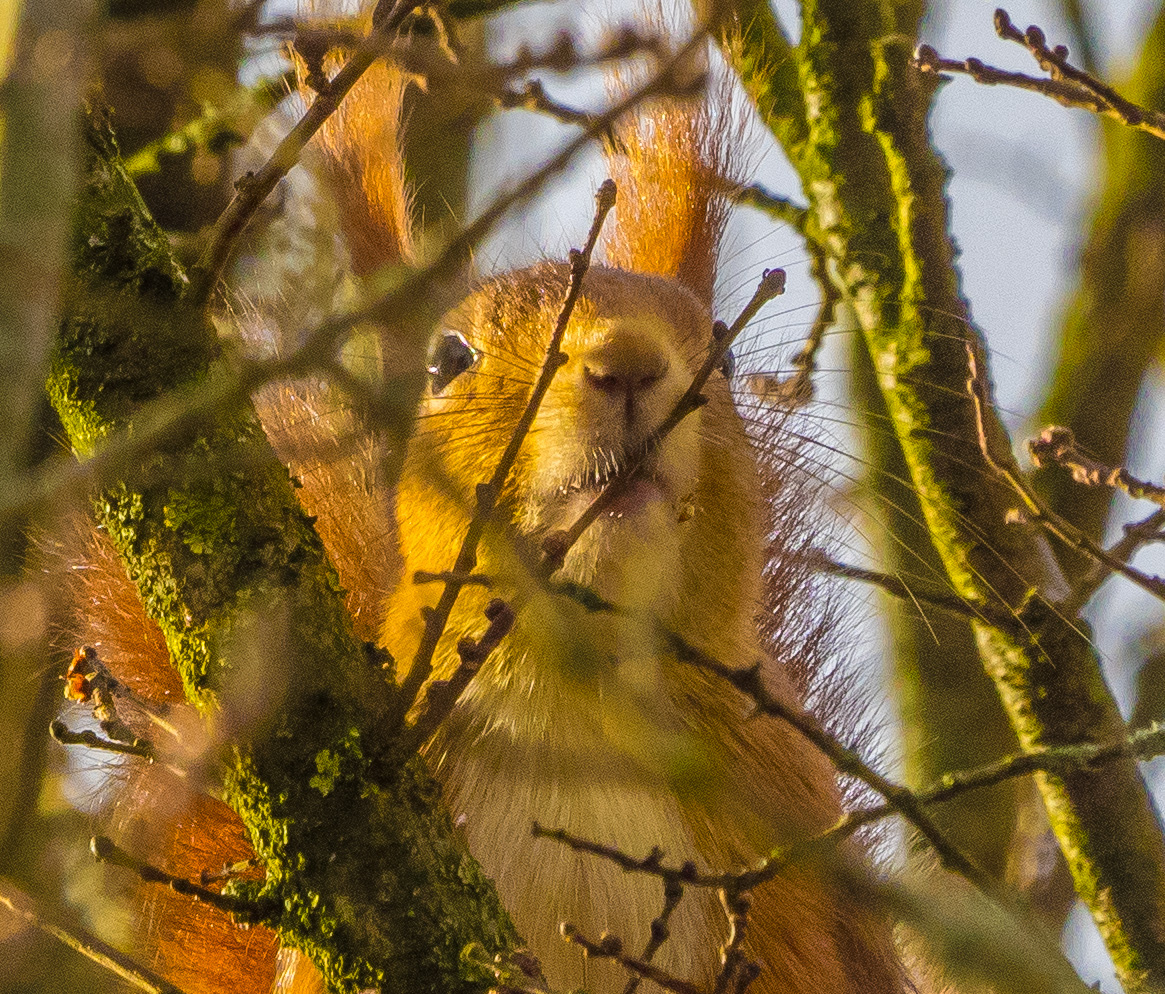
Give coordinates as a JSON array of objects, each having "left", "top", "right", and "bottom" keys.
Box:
[
  {"left": 601, "top": 43, "right": 744, "bottom": 311},
  {"left": 294, "top": 12, "right": 416, "bottom": 278}
]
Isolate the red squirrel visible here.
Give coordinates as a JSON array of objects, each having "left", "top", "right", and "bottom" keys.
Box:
[{"left": 57, "top": 9, "right": 911, "bottom": 994}]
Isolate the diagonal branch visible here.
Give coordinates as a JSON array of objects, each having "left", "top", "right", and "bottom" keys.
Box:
[
  {"left": 966, "top": 342, "right": 1165, "bottom": 607},
  {"left": 0, "top": 878, "right": 188, "bottom": 994},
  {"left": 191, "top": 0, "right": 422, "bottom": 301},
  {"left": 397, "top": 179, "right": 617, "bottom": 709}
]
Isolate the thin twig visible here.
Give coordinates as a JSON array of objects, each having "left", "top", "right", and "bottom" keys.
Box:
[
  {"left": 712, "top": 889, "right": 758, "bottom": 994},
  {"left": 734, "top": 184, "right": 808, "bottom": 230},
  {"left": 303, "top": 18, "right": 663, "bottom": 129},
  {"left": 560, "top": 924, "right": 706, "bottom": 994},
  {"left": 809, "top": 550, "right": 1021, "bottom": 630},
  {"left": 412, "top": 569, "right": 493, "bottom": 587},
  {"left": 0, "top": 878, "right": 188, "bottom": 994},
  {"left": 1074, "top": 508, "right": 1165, "bottom": 612},
  {"left": 733, "top": 186, "right": 828, "bottom": 410},
  {"left": 500, "top": 79, "right": 599, "bottom": 128},
  {"left": 398, "top": 180, "right": 617, "bottom": 710},
  {"left": 541, "top": 268, "right": 787, "bottom": 570},
  {"left": 50, "top": 720, "right": 154, "bottom": 761},
  {"left": 58, "top": 646, "right": 165, "bottom": 758},
  {"left": 624, "top": 877, "right": 684, "bottom": 994},
  {"left": 911, "top": 8, "right": 1165, "bottom": 141},
  {"left": 191, "top": 0, "right": 422, "bottom": 301},
  {"left": 992, "top": 8, "right": 1153, "bottom": 125},
  {"left": 537, "top": 720, "right": 1165, "bottom": 898},
  {"left": 965, "top": 341, "right": 1165, "bottom": 605},
  {"left": 90, "top": 836, "right": 277, "bottom": 920},
  {"left": 199, "top": 858, "right": 262, "bottom": 886},
  {"left": 403, "top": 598, "right": 516, "bottom": 750},
  {"left": 1028, "top": 424, "right": 1165, "bottom": 509},
  {"left": 751, "top": 285, "right": 832, "bottom": 410},
  {"left": 1028, "top": 424, "right": 1165, "bottom": 611},
  {"left": 665, "top": 636, "right": 997, "bottom": 896}
]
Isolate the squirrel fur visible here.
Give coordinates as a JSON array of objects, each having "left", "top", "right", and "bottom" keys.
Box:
[{"left": 58, "top": 9, "right": 915, "bottom": 994}]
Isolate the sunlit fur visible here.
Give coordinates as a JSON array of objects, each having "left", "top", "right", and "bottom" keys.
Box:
[
  {"left": 55, "top": 10, "right": 915, "bottom": 994},
  {"left": 381, "top": 259, "right": 904, "bottom": 993}
]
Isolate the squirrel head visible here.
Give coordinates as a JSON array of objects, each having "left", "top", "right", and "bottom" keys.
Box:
[{"left": 397, "top": 257, "right": 764, "bottom": 628}]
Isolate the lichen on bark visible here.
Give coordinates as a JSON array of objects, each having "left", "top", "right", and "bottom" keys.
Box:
[
  {"left": 47, "top": 108, "right": 521, "bottom": 994},
  {"left": 721, "top": 1, "right": 1165, "bottom": 988}
]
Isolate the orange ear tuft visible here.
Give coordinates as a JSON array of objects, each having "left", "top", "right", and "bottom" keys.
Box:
[
  {"left": 602, "top": 65, "right": 740, "bottom": 310},
  {"left": 297, "top": 28, "right": 415, "bottom": 278}
]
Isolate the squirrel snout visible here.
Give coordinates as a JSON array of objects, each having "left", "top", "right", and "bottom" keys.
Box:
[{"left": 582, "top": 332, "right": 671, "bottom": 404}]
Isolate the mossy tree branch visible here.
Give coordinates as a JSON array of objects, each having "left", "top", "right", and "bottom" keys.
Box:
[
  {"left": 725, "top": 0, "right": 1032, "bottom": 907},
  {"left": 849, "top": 332, "right": 1028, "bottom": 890},
  {"left": 48, "top": 110, "right": 521, "bottom": 994},
  {"left": 721, "top": 0, "right": 1165, "bottom": 989}
]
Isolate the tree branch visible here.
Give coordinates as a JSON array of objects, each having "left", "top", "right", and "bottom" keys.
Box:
[
  {"left": 912, "top": 9, "right": 1165, "bottom": 141},
  {"left": 50, "top": 108, "right": 525, "bottom": 994},
  {"left": 191, "top": 0, "right": 422, "bottom": 301},
  {"left": 0, "top": 878, "right": 188, "bottom": 994},
  {"left": 722, "top": 4, "right": 1165, "bottom": 986},
  {"left": 397, "top": 178, "right": 616, "bottom": 708}
]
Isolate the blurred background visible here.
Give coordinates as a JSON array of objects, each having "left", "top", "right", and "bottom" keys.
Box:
[{"left": 2, "top": 0, "right": 1163, "bottom": 991}]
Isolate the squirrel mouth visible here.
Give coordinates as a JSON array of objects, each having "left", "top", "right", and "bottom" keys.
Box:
[{"left": 552, "top": 460, "right": 671, "bottom": 518}]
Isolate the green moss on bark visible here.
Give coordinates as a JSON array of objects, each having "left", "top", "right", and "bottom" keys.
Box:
[
  {"left": 723, "top": 3, "right": 1165, "bottom": 989},
  {"left": 48, "top": 108, "right": 521, "bottom": 994}
]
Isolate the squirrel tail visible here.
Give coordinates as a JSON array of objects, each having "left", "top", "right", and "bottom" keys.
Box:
[{"left": 52, "top": 521, "right": 283, "bottom": 994}]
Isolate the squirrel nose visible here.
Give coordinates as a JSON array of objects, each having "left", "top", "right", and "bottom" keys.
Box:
[{"left": 583, "top": 332, "right": 670, "bottom": 398}]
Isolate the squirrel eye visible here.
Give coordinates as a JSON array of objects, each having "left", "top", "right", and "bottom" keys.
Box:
[
  {"left": 428, "top": 331, "right": 479, "bottom": 393},
  {"left": 720, "top": 349, "right": 736, "bottom": 381}
]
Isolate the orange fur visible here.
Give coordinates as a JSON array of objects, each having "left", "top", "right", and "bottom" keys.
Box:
[
  {"left": 254, "top": 379, "right": 399, "bottom": 641},
  {"left": 300, "top": 30, "right": 414, "bottom": 278},
  {"left": 51, "top": 518, "right": 283, "bottom": 994},
  {"left": 603, "top": 89, "right": 735, "bottom": 309},
  {"left": 58, "top": 10, "right": 910, "bottom": 994}
]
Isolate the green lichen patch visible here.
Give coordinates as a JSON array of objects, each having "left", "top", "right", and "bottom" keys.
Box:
[{"left": 48, "top": 108, "right": 524, "bottom": 993}]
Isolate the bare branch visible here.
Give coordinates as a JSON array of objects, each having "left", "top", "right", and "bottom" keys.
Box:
[
  {"left": 965, "top": 341, "right": 1165, "bottom": 606},
  {"left": 500, "top": 79, "right": 601, "bottom": 129},
  {"left": 403, "top": 598, "right": 516, "bottom": 750},
  {"left": 397, "top": 179, "right": 617, "bottom": 709},
  {"left": 89, "top": 836, "right": 277, "bottom": 920},
  {"left": 191, "top": 0, "right": 423, "bottom": 300},
  {"left": 1029, "top": 424, "right": 1165, "bottom": 509},
  {"left": 713, "top": 890, "right": 759, "bottom": 994},
  {"left": 560, "top": 923, "right": 706, "bottom": 994},
  {"left": 623, "top": 877, "right": 685, "bottom": 994},
  {"left": 56, "top": 646, "right": 164, "bottom": 760},
  {"left": 665, "top": 635, "right": 997, "bottom": 896},
  {"left": 412, "top": 569, "right": 493, "bottom": 587},
  {"left": 0, "top": 878, "right": 188, "bottom": 994},
  {"left": 911, "top": 8, "right": 1165, "bottom": 141},
  {"left": 733, "top": 186, "right": 828, "bottom": 410},
  {"left": 809, "top": 549, "right": 1022, "bottom": 630},
  {"left": 538, "top": 720, "right": 1165, "bottom": 901},
  {"left": 49, "top": 720, "right": 154, "bottom": 761}
]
